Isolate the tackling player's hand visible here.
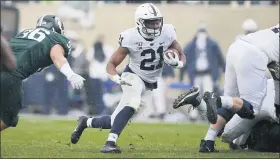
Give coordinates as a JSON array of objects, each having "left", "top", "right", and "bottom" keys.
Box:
[
  {"left": 67, "top": 73, "right": 85, "bottom": 89},
  {"left": 164, "top": 52, "right": 179, "bottom": 67}
]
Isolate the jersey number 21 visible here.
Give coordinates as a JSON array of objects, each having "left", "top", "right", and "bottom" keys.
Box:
[{"left": 140, "top": 46, "right": 164, "bottom": 71}]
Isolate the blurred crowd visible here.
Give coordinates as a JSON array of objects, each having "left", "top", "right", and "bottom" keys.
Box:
[{"left": 1, "top": 1, "right": 273, "bottom": 122}]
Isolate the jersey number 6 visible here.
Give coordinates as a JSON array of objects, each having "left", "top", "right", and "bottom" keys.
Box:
[
  {"left": 19, "top": 28, "right": 50, "bottom": 42},
  {"left": 140, "top": 46, "right": 164, "bottom": 71}
]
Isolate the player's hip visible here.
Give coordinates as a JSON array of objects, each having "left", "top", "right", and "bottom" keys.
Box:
[
  {"left": 228, "top": 39, "right": 269, "bottom": 64},
  {"left": 124, "top": 65, "right": 160, "bottom": 90}
]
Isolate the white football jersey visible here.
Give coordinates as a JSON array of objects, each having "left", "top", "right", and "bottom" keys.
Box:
[
  {"left": 240, "top": 24, "right": 279, "bottom": 63},
  {"left": 119, "top": 24, "right": 177, "bottom": 83}
]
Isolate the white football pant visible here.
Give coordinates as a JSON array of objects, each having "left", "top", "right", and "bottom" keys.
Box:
[{"left": 110, "top": 72, "right": 151, "bottom": 126}]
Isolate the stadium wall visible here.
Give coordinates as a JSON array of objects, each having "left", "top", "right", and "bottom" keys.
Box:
[{"left": 17, "top": 3, "right": 278, "bottom": 54}]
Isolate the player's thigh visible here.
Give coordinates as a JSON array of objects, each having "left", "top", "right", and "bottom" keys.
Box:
[
  {"left": 111, "top": 72, "right": 145, "bottom": 120},
  {"left": 0, "top": 73, "right": 23, "bottom": 127},
  {"left": 222, "top": 115, "right": 253, "bottom": 143},
  {"left": 222, "top": 111, "right": 269, "bottom": 142},
  {"left": 234, "top": 47, "right": 268, "bottom": 110},
  {"left": 152, "top": 78, "right": 165, "bottom": 104}
]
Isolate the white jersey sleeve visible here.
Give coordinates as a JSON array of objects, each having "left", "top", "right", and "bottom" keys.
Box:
[
  {"left": 240, "top": 24, "right": 279, "bottom": 63},
  {"left": 118, "top": 24, "right": 178, "bottom": 83},
  {"left": 118, "top": 29, "right": 134, "bottom": 50}
]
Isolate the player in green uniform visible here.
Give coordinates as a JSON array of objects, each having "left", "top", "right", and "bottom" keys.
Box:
[{"left": 0, "top": 15, "right": 85, "bottom": 131}]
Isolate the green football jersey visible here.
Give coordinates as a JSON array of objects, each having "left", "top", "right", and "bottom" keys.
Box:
[{"left": 9, "top": 27, "right": 71, "bottom": 79}]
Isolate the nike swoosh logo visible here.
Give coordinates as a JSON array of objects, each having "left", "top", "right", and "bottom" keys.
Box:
[{"left": 159, "top": 42, "right": 164, "bottom": 45}]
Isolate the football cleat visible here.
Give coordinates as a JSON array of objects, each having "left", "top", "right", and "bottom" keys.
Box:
[
  {"left": 173, "top": 87, "right": 202, "bottom": 109},
  {"left": 100, "top": 141, "right": 121, "bottom": 154},
  {"left": 199, "top": 139, "right": 219, "bottom": 153},
  {"left": 71, "top": 116, "right": 88, "bottom": 144},
  {"left": 203, "top": 91, "right": 221, "bottom": 124}
]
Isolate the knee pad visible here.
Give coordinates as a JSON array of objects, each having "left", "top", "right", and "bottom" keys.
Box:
[
  {"left": 217, "top": 108, "right": 235, "bottom": 122},
  {"left": 236, "top": 99, "right": 255, "bottom": 119}
]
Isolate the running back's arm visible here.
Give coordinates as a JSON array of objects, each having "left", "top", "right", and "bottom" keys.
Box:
[{"left": 106, "top": 47, "right": 129, "bottom": 76}]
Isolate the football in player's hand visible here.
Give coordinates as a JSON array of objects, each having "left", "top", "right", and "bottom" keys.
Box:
[{"left": 164, "top": 49, "right": 179, "bottom": 59}]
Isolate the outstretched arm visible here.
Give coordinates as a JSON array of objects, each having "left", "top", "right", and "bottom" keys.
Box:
[{"left": 50, "top": 44, "right": 85, "bottom": 89}]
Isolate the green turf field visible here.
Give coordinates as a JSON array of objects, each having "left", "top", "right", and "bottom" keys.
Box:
[{"left": 1, "top": 117, "right": 279, "bottom": 158}]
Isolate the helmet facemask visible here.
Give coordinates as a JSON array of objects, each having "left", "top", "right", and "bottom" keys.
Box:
[{"left": 138, "top": 17, "right": 163, "bottom": 39}]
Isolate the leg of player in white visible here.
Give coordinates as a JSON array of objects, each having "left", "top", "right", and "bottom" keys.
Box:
[
  {"left": 221, "top": 79, "right": 279, "bottom": 146},
  {"left": 151, "top": 77, "right": 167, "bottom": 119}
]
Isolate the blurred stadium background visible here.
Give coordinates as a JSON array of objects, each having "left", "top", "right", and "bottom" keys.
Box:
[{"left": 1, "top": 0, "right": 278, "bottom": 123}]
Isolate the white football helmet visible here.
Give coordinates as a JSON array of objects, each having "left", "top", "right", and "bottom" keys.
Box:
[{"left": 135, "top": 3, "right": 163, "bottom": 39}]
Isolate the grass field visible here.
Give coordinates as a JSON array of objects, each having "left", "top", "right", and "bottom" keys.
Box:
[{"left": 1, "top": 117, "right": 279, "bottom": 158}]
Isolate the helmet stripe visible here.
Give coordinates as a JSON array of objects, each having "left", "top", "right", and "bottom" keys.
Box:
[
  {"left": 39, "top": 14, "right": 47, "bottom": 26},
  {"left": 148, "top": 4, "right": 157, "bottom": 16}
]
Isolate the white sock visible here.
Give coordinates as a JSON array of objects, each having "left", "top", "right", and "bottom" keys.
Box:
[
  {"left": 86, "top": 118, "right": 93, "bottom": 128},
  {"left": 107, "top": 133, "right": 118, "bottom": 143},
  {"left": 220, "top": 96, "right": 233, "bottom": 109},
  {"left": 204, "top": 128, "right": 218, "bottom": 141}
]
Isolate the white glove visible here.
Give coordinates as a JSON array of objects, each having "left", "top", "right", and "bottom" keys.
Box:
[
  {"left": 164, "top": 52, "right": 184, "bottom": 69},
  {"left": 67, "top": 73, "right": 85, "bottom": 89},
  {"left": 59, "top": 62, "right": 85, "bottom": 89},
  {"left": 108, "top": 74, "right": 132, "bottom": 86}
]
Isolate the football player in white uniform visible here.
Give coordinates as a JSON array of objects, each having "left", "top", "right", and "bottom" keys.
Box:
[
  {"left": 70, "top": 3, "right": 186, "bottom": 153},
  {"left": 173, "top": 24, "right": 279, "bottom": 152}
]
